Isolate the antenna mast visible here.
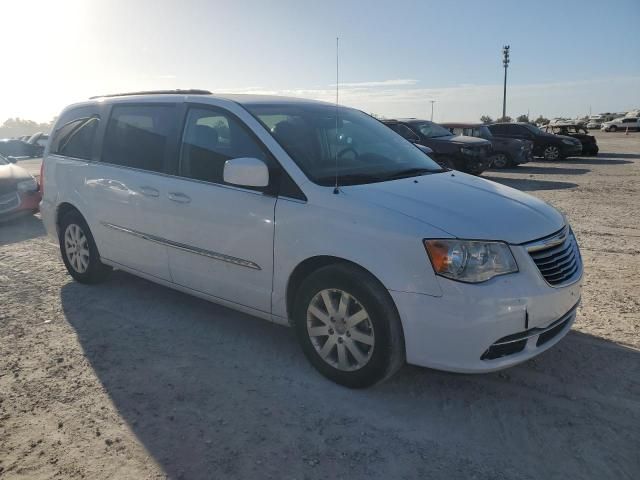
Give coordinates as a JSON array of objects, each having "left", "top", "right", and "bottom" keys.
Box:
[{"left": 334, "top": 36, "right": 340, "bottom": 194}]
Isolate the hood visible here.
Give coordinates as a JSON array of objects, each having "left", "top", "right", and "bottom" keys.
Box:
[
  {"left": 446, "top": 135, "right": 491, "bottom": 146},
  {"left": 343, "top": 171, "right": 565, "bottom": 244},
  {"left": 0, "top": 162, "right": 33, "bottom": 195}
]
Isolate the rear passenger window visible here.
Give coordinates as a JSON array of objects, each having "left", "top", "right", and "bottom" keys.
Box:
[
  {"left": 102, "top": 105, "right": 176, "bottom": 172},
  {"left": 51, "top": 117, "right": 99, "bottom": 159},
  {"left": 180, "top": 107, "right": 270, "bottom": 185}
]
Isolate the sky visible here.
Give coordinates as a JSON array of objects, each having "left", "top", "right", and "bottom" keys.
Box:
[{"left": 1, "top": 0, "right": 639, "bottom": 124}]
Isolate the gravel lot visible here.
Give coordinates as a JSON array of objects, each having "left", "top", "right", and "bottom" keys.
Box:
[{"left": 1, "top": 131, "right": 638, "bottom": 479}]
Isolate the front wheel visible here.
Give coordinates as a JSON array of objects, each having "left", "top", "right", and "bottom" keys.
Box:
[
  {"left": 490, "top": 153, "right": 511, "bottom": 168},
  {"left": 293, "top": 264, "right": 405, "bottom": 388},
  {"left": 609, "top": 125, "right": 617, "bottom": 132},
  {"left": 59, "top": 211, "right": 111, "bottom": 284},
  {"left": 543, "top": 145, "right": 561, "bottom": 160}
]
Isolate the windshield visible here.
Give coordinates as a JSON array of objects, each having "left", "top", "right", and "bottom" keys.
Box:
[
  {"left": 246, "top": 104, "right": 443, "bottom": 186},
  {"left": 413, "top": 121, "right": 453, "bottom": 138}
]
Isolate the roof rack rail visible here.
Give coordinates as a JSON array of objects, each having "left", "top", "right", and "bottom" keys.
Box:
[{"left": 89, "top": 89, "right": 212, "bottom": 99}]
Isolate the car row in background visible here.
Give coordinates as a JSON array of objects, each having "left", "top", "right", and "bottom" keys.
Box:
[
  {"left": 0, "top": 153, "right": 41, "bottom": 221},
  {"left": 0, "top": 132, "right": 48, "bottom": 158},
  {"left": 383, "top": 119, "right": 492, "bottom": 175},
  {"left": 488, "top": 122, "right": 583, "bottom": 161},
  {"left": 440, "top": 123, "right": 532, "bottom": 168}
]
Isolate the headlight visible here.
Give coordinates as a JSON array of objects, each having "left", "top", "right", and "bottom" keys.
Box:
[
  {"left": 424, "top": 239, "right": 518, "bottom": 283},
  {"left": 17, "top": 178, "right": 38, "bottom": 193}
]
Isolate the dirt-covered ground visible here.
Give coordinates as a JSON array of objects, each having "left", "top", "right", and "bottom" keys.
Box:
[{"left": 1, "top": 131, "right": 638, "bottom": 479}]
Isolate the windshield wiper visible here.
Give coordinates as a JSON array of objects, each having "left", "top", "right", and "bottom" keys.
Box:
[
  {"left": 316, "top": 173, "right": 385, "bottom": 186},
  {"left": 383, "top": 167, "right": 442, "bottom": 180}
]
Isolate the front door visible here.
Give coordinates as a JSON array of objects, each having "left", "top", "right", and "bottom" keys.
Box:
[{"left": 163, "top": 105, "right": 277, "bottom": 313}]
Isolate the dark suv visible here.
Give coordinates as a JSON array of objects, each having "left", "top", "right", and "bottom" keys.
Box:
[
  {"left": 441, "top": 123, "right": 532, "bottom": 168},
  {"left": 383, "top": 119, "right": 492, "bottom": 175},
  {"left": 540, "top": 124, "right": 598, "bottom": 155},
  {"left": 488, "top": 122, "right": 582, "bottom": 160}
]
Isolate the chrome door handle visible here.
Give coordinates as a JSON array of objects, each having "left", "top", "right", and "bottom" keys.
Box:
[
  {"left": 139, "top": 186, "right": 160, "bottom": 197},
  {"left": 168, "top": 192, "right": 191, "bottom": 204}
]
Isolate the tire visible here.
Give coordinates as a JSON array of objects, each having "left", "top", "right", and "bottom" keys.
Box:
[
  {"left": 490, "top": 153, "right": 511, "bottom": 169},
  {"left": 609, "top": 125, "right": 617, "bottom": 132},
  {"left": 59, "top": 211, "right": 111, "bottom": 284},
  {"left": 292, "top": 264, "right": 405, "bottom": 388},
  {"left": 543, "top": 145, "right": 561, "bottom": 161}
]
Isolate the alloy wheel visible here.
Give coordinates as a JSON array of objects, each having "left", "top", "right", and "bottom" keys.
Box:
[
  {"left": 306, "top": 289, "right": 375, "bottom": 371},
  {"left": 491, "top": 153, "right": 509, "bottom": 168},
  {"left": 64, "top": 223, "right": 90, "bottom": 273},
  {"left": 544, "top": 146, "right": 560, "bottom": 160}
]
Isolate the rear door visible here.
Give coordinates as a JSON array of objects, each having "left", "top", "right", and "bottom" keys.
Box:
[
  {"left": 163, "top": 103, "right": 277, "bottom": 313},
  {"left": 88, "top": 102, "right": 179, "bottom": 280}
]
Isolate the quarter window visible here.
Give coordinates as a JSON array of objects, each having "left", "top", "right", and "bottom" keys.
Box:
[
  {"left": 180, "top": 107, "right": 270, "bottom": 185},
  {"left": 51, "top": 117, "right": 99, "bottom": 160},
  {"left": 102, "top": 105, "right": 176, "bottom": 172}
]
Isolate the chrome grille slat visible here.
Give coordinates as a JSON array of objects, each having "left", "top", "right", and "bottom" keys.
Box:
[{"left": 526, "top": 227, "right": 581, "bottom": 286}]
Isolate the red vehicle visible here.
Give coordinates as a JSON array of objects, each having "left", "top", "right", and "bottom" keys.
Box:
[{"left": 0, "top": 154, "right": 41, "bottom": 221}]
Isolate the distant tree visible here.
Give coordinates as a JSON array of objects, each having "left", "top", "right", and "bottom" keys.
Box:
[
  {"left": 516, "top": 114, "right": 530, "bottom": 123},
  {"left": 534, "top": 115, "right": 550, "bottom": 125},
  {"left": 0, "top": 117, "right": 55, "bottom": 139},
  {"left": 496, "top": 116, "right": 512, "bottom": 123},
  {"left": 480, "top": 115, "right": 493, "bottom": 124}
]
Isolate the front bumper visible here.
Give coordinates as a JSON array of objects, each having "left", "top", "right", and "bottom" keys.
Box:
[{"left": 391, "top": 243, "right": 582, "bottom": 373}]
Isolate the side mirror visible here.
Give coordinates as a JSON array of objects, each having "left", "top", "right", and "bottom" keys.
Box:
[{"left": 223, "top": 157, "right": 269, "bottom": 188}]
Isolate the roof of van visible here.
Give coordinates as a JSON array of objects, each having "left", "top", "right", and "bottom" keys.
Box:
[{"left": 87, "top": 89, "right": 332, "bottom": 107}]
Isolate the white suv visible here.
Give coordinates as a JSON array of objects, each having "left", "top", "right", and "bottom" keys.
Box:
[
  {"left": 40, "top": 90, "right": 583, "bottom": 387},
  {"left": 601, "top": 117, "right": 639, "bottom": 132}
]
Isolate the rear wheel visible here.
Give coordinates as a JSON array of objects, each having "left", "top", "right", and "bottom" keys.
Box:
[
  {"left": 543, "top": 145, "right": 561, "bottom": 160},
  {"left": 59, "top": 211, "right": 111, "bottom": 284},
  {"left": 293, "top": 264, "right": 405, "bottom": 388},
  {"left": 609, "top": 125, "right": 617, "bottom": 132}
]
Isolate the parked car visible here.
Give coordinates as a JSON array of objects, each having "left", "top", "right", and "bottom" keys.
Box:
[
  {"left": 25, "top": 132, "right": 49, "bottom": 156},
  {"left": 382, "top": 119, "right": 492, "bottom": 174},
  {"left": 586, "top": 119, "right": 603, "bottom": 130},
  {"left": 0, "top": 138, "right": 41, "bottom": 158},
  {"left": 40, "top": 91, "right": 583, "bottom": 387},
  {"left": 488, "top": 122, "right": 582, "bottom": 160},
  {"left": 541, "top": 124, "right": 599, "bottom": 155},
  {"left": 0, "top": 154, "right": 41, "bottom": 221},
  {"left": 441, "top": 123, "right": 532, "bottom": 168},
  {"left": 601, "top": 117, "right": 639, "bottom": 132}
]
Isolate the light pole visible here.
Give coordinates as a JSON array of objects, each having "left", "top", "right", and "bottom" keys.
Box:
[
  {"left": 502, "top": 45, "right": 510, "bottom": 121},
  {"left": 429, "top": 100, "right": 436, "bottom": 121}
]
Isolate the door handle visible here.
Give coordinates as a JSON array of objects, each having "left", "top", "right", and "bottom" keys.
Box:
[
  {"left": 139, "top": 186, "right": 160, "bottom": 197},
  {"left": 168, "top": 192, "right": 191, "bottom": 204}
]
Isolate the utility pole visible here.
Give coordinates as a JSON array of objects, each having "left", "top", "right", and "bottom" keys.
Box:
[
  {"left": 429, "top": 100, "right": 436, "bottom": 121},
  {"left": 502, "top": 45, "right": 510, "bottom": 121}
]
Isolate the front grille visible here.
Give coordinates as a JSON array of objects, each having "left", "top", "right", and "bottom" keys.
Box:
[
  {"left": 527, "top": 227, "right": 581, "bottom": 286},
  {"left": 0, "top": 191, "right": 20, "bottom": 213}
]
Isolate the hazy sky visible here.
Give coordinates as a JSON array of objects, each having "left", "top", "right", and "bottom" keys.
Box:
[{"left": 1, "top": 0, "right": 639, "bottom": 123}]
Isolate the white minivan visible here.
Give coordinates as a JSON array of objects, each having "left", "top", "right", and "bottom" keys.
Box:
[{"left": 40, "top": 90, "right": 583, "bottom": 387}]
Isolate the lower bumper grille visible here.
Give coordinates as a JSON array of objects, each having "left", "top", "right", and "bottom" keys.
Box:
[{"left": 481, "top": 303, "right": 578, "bottom": 361}]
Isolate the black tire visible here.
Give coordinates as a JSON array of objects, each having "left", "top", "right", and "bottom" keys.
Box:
[
  {"left": 490, "top": 152, "right": 511, "bottom": 169},
  {"left": 543, "top": 145, "right": 561, "bottom": 161},
  {"left": 292, "top": 264, "right": 405, "bottom": 388},
  {"left": 609, "top": 125, "right": 617, "bottom": 132},
  {"left": 58, "top": 210, "right": 111, "bottom": 284}
]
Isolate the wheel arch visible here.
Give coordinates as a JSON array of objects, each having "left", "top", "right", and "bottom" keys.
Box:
[{"left": 285, "top": 255, "right": 393, "bottom": 323}]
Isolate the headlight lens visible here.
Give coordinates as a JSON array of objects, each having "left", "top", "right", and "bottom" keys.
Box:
[
  {"left": 424, "top": 239, "right": 518, "bottom": 283},
  {"left": 17, "top": 178, "right": 38, "bottom": 193}
]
